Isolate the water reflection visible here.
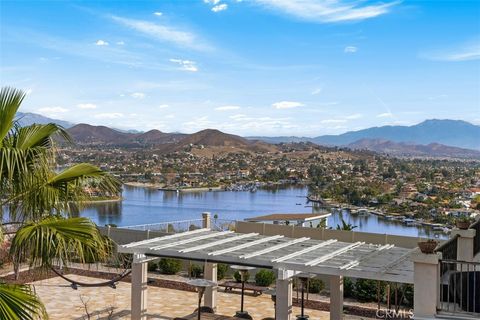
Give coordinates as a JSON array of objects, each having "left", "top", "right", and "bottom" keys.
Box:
[{"left": 78, "top": 185, "right": 448, "bottom": 239}]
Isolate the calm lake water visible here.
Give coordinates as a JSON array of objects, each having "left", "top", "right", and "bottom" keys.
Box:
[{"left": 79, "top": 185, "right": 446, "bottom": 239}]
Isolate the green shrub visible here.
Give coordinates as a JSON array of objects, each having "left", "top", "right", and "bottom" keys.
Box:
[
  {"left": 354, "top": 279, "right": 385, "bottom": 302},
  {"left": 217, "top": 264, "right": 229, "bottom": 280},
  {"left": 392, "top": 283, "right": 413, "bottom": 307},
  {"left": 307, "top": 278, "right": 325, "bottom": 294},
  {"left": 158, "top": 258, "right": 183, "bottom": 275},
  {"left": 233, "top": 270, "right": 250, "bottom": 283},
  {"left": 254, "top": 269, "right": 276, "bottom": 287},
  {"left": 343, "top": 277, "right": 354, "bottom": 298},
  {"left": 190, "top": 263, "right": 204, "bottom": 278},
  {"left": 147, "top": 261, "right": 158, "bottom": 272}
]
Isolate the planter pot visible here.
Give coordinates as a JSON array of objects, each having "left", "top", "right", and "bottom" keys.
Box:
[
  {"left": 418, "top": 241, "right": 438, "bottom": 254},
  {"left": 456, "top": 221, "right": 471, "bottom": 230}
]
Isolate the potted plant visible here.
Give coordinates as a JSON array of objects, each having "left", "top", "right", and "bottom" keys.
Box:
[
  {"left": 418, "top": 239, "right": 438, "bottom": 254},
  {"left": 456, "top": 216, "right": 472, "bottom": 230}
]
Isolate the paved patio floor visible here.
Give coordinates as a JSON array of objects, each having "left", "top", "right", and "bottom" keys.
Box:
[{"left": 31, "top": 275, "right": 371, "bottom": 319}]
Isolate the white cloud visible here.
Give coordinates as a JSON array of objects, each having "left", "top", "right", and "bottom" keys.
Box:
[
  {"left": 169, "top": 59, "right": 198, "bottom": 72},
  {"left": 376, "top": 112, "right": 394, "bottom": 118},
  {"left": 254, "top": 0, "right": 399, "bottom": 23},
  {"left": 116, "top": 41, "right": 125, "bottom": 45},
  {"left": 215, "top": 105, "right": 241, "bottom": 111},
  {"left": 131, "top": 92, "right": 146, "bottom": 99},
  {"left": 94, "top": 113, "right": 124, "bottom": 119},
  {"left": 158, "top": 104, "right": 169, "bottom": 109},
  {"left": 111, "top": 15, "right": 211, "bottom": 51},
  {"left": 38, "top": 106, "right": 68, "bottom": 113},
  {"left": 77, "top": 103, "right": 97, "bottom": 110},
  {"left": 422, "top": 41, "right": 480, "bottom": 62},
  {"left": 165, "top": 114, "right": 175, "bottom": 119},
  {"left": 311, "top": 88, "right": 322, "bottom": 95},
  {"left": 345, "top": 113, "right": 362, "bottom": 120},
  {"left": 153, "top": 11, "right": 163, "bottom": 16},
  {"left": 204, "top": 0, "right": 221, "bottom": 4},
  {"left": 212, "top": 4, "right": 228, "bottom": 12},
  {"left": 320, "top": 119, "right": 347, "bottom": 124},
  {"left": 272, "top": 101, "right": 304, "bottom": 109},
  {"left": 344, "top": 46, "right": 357, "bottom": 53},
  {"left": 95, "top": 40, "right": 109, "bottom": 46}
]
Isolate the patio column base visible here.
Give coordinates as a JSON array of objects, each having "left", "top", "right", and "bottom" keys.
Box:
[
  {"left": 276, "top": 273, "right": 293, "bottom": 320},
  {"left": 412, "top": 251, "right": 441, "bottom": 319},
  {"left": 204, "top": 262, "right": 217, "bottom": 311},
  {"left": 329, "top": 275, "right": 344, "bottom": 320},
  {"left": 131, "top": 254, "right": 148, "bottom": 320}
]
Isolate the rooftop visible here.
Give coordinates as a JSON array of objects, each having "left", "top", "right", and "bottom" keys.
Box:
[{"left": 245, "top": 213, "right": 331, "bottom": 222}]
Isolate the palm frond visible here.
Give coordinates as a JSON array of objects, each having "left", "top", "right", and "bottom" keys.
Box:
[
  {"left": 0, "top": 87, "right": 25, "bottom": 144},
  {"left": 9, "top": 216, "right": 110, "bottom": 270},
  {"left": 0, "top": 283, "right": 47, "bottom": 320}
]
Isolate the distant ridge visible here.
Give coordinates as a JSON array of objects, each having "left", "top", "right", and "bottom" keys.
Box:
[
  {"left": 66, "top": 124, "right": 185, "bottom": 146},
  {"left": 15, "top": 112, "right": 75, "bottom": 128},
  {"left": 15, "top": 112, "right": 480, "bottom": 157},
  {"left": 250, "top": 120, "right": 480, "bottom": 151},
  {"left": 348, "top": 139, "right": 480, "bottom": 160}
]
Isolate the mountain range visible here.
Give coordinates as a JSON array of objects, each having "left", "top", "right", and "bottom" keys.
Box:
[
  {"left": 14, "top": 112, "right": 480, "bottom": 158},
  {"left": 249, "top": 119, "right": 480, "bottom": 151}
]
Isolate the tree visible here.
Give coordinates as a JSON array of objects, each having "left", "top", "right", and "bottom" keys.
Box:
[
  {"left": 0, "top": 87, "right": 121, "bottom": 319},
  {"left": 335, "top": 218, "right": 358, "bottom": 231}
]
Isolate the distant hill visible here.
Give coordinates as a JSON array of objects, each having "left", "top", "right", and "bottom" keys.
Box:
[
  {"left": 348, "top": 139, "right": 480, "bottom": 160},
  {"left": 170, "top": 129, "right": 277, "bottom": 153},
  {"left": 15, "top": 112, "right": 75, "bottom": 128},
  {"left": 314, "top": 120, "right": 480, "bottom": 150},
  {"left": 249, "top": 120, "right": 480, "bottom": 151},
  {"left": 134, "top": 129, "right": 185, "bottom": 145},
  {"left": 66, "top": 125, "right": 276, "bottom": 153},
  {"left": 67, "top": 124, "right": 131, "bottom": 145}
]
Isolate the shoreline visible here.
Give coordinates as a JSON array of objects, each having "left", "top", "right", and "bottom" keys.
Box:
[
  {"left": 81, "top": 197, "right": 123, "bottom": 204},
  {"left": 123, "top": 182, "right": 223, "bottom": 192}
]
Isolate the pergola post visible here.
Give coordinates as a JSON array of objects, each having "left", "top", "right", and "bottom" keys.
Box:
[
  {"left": 412, "top": 251, "right": 441, "bottom": 319},
  {"left": 276, "top": 269, "right": 293, "bottom": 320},
  {"left": 329, "top": 275, "right": 344, "bottom": 320},
  {"left": 451, "top": 228, "right": 476, "bottom": 262},
  {"left": 131, "top": 253, "right": 148, "bottom": 320},
  {"left": 202, "top": 212, "right": 211, "bottom": 229},
  {"left": 204, "top": 262, "right": 217, "bottom": 310}
]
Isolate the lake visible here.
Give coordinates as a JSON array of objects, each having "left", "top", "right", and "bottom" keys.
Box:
[{"left": 79, "top": 185, "right": 447, "bottom": 239}]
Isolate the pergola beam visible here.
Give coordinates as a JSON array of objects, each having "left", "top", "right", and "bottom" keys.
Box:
[
  {"left": 150, "top": 231, "right": 232, "bottom": 250},
  {"left": 339, "top": 244, "right": 394, "bottom": 270},
  {"left": 240, "top": 237, "right": 310, "bottom": 259},
  {"left": 208, "top": 235, "right": 284, "bottom": 256},
  {"left": 123, "top": 228, "right": 209, "bottom": 248},
  {"left": 179, "top": 233, "right": 259, "bottom": 253},
  {"left": 305, "top": 241, "right": 364, "bottom": 266},
  {"left": 272, "top": 239, "right": 337, "bottom": 263}
]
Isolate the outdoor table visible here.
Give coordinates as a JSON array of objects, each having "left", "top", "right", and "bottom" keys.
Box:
[
  {"left": 295, "top": 273, "right": 316, "bottom": 320},
  {"left": 230, "top": 265, "right": 256, "bottom": 319},
  {"left": 187, "top": 278, "right": 217, "bottom": 320}
]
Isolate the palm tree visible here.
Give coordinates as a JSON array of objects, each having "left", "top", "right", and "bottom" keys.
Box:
[
  {"left": 335, "top": 218, "right": 358, "bottom": 231},
  {"left": 0, "top": 87, "right": 121, "bottom": 319}
]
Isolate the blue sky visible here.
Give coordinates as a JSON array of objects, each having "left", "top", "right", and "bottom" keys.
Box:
[{"left": 1, "top": 0, "right": 479, "bottom": 136}]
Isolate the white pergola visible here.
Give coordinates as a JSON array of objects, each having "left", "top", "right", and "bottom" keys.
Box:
[{"left": 119, "top": 228, "right": 415, "bottom": 320}]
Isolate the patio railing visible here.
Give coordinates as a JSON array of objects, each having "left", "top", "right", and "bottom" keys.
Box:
[
  {"left": 470, "top": 219, "right": 480, "bottom": 257},
  {"left": 436, "top": 234, "right": 459, "bottom": 277},
  {"left": 121, "top": 219, "right": 204, "bottom": 233},
  {"left": 210, "top": 218, "right": 236, "bottom": 231},
  {"left": 438, "top": 259, "right": 480, "bottom": 317}
]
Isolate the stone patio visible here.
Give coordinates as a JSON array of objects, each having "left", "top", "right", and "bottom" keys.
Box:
[{"left": 31, "top": 275, "right": 370, "bottom": 319}]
